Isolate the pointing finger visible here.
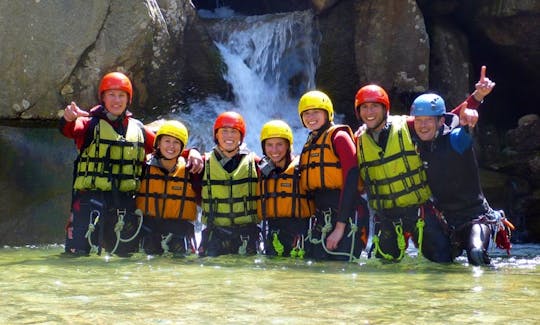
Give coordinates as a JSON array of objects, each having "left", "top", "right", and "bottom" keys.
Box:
[{"left": 480, "top": 65, "right": 486, "bottom": 83}]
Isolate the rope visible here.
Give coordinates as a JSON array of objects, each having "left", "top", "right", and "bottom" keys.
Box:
[
  {"left": 416, "top": 218, "right": 425, "bottom": 257},
  {"left": 161, "top": 233, "right": 173, "bottom": 252},
  {"left": 371, "top": 220, "right": 407, "bottom": 261},
  {"left": 272, "top": 232, "right": 284, "bottom": 257},
  {"left": 289, "top": 235, "right": 305, "bottom": 259},
  {"left": 238, "top": 235, "right": 249, "bottom": 255},
  {"left": 307, "top": 209, "right": 361, "bottom": 262},
  {"left": 372, "top": 234, "right": 395, "bottom": 260},
  {"left": 109, "top": 208, "right": 144, "bottom": 256},
  {"left": 85, "top": 210, "right": 101, "bottom": 253},
  {"left": 394, "top": 223, "right": 406, "bottom": 260}
]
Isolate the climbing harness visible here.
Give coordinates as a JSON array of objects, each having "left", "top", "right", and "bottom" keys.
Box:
[
  {"left": 108, "top": 208, "right": 144, "bottom": 255},
  {"left": 371, "top": 207, "right": 426, "bottom": 262},
  {"left": 482, "top": 209, "right": 514, "bottom": 255},
  {"left": 306, "top": 208, "right": 361, "bottom": 262},
  {"left": 85, "top": 206, "right": 143, "bottom": 256},
  {"left": 160, "top": 233, "right": 193, "bottom": 255}
]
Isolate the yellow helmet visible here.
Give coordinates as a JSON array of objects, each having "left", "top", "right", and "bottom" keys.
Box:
[
  {"left": 298, "top": 90, "right": 334, "bottom": 123},
  {"left": 260, "top": 120, "right": 293, "bottom": 146},
  {"left": 154, "top": 120, "right": 189, "bottom": 148}
]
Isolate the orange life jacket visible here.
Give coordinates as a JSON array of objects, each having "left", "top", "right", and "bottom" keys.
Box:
[
  {"left": 135, "top": 158, "right": 198, "bottom": 221},
  {"left": 298, "top": 124, "right": 354, "bottom": 192},
  {"left": 257, "top": 156, "right": 315, "bottom": 220}
]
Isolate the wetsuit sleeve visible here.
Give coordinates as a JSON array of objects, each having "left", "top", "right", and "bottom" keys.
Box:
[
  {"left": 189, "top": 171, "right": 203, "bottom": 205},
  {"left": 333, "top": 130, "right": 359, "bottom": 223},
  {"left": 59, "top": 116, "right": 92, "bottom": 151},
  {"left": 449, "top": 126, "right": 473, "bottom": 154},
  {"left": 142, "top": 126, "right": 156, "bottom": 154}
]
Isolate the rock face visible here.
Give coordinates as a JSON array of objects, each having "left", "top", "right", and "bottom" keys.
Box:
[
  {"left": 0, "top": 0, "right": 227, "bottom": 121},
  {"left": 353, "top": 0, "right": 429, "bottom": 110},
  {"left": 1, "top": 0, "right": 539, "bottom": 244}
]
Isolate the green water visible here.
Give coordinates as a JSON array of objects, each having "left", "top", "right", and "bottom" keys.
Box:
[{"left": 1, "top": 244, "right": 538, "bottom": 324}]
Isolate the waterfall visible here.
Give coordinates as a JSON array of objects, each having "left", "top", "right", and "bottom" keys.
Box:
[{"left": 175, "top": 9, "right": 320, "bottom": 156}]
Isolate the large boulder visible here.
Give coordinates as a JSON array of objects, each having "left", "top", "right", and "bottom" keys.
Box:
[
  {"left": 0, "top": 0, "right": 227, "bottom": 121},
  {"left": 0, "top": 1, "right": 109, "bottom": 120},
  {"left": 353, "top": 0, "right": 430, "bottom": 114}
]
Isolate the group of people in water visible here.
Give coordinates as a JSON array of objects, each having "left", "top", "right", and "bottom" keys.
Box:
[{"left": 60, "top": 66, "right": 514, "bottom": 265}]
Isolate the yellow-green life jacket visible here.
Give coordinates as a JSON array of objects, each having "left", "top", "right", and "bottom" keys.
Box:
[
  {"left": 202, "top": 151, "right": 258, "bottom": 227},
  {"left": 73, "top": 119, "right": 145, "bottom": 192},
  {"left": 357, "top": 116, "right": 431, "bottom": 211}
]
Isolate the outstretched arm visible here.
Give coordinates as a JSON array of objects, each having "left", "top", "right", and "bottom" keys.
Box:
[{"left": 454, "top": 66, "right": 496, "bottom": 127}]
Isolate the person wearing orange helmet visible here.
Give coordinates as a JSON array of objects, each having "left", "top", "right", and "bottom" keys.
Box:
[
  {"left": 60, "top": 71, "right": 203, "bottom": 257},
  {"left": 341, "top": 81, "right": 486, "bottom": 263},
  {"left": 297, "top": 90, "right": 369, "bottom": 262},
  {"left": 199, "top": 111, "right": 261, "bottom": 257},
  {"left": 257, "top": 120, "right": 315, "bottom": 258},
  {"left": 135, "top": 120, "right": 202, "bottom": 257}
]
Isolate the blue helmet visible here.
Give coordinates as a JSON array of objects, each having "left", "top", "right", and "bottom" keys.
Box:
[{"left": 410, "top": 93, "right": 446, "bottom": 116}]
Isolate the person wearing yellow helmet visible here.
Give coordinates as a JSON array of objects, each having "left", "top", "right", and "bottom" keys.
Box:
[
  {"left": 59, "top": 72, "right": 204, "bottom": 257},
  {"left": 297, "top": 90, "right": 369, "bottom": 261},
  {"left": 257, "top": 120, "right": 315, "bottom": 258},
  {"left": 135, "top": 120, "right": 202, "bottom": 256}
]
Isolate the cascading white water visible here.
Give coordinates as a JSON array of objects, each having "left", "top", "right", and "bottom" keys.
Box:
[{"left": 175, "top": 9, "right": 320, "bottom": 156}]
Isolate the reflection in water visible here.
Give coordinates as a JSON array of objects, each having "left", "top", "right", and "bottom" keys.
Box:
[{"left": 0, "top": 245, "right": 538, "bottom": 324}]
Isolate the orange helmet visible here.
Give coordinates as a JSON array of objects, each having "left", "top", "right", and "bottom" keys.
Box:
[
  {"left": 354, "top": 84, "right": 390, "bottom": 118},
  {"left": 98, "top": 72, "right": 133, "bottom": 104},
  {"left": 213, "top": 111, "right": 246, "bottom": 142}
]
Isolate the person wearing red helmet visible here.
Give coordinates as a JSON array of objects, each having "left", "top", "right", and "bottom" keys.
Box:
[
  {"left": 59, "top": 71, "right": 203, "bottom": 257},
  {"left": 338, "top": 81, "right": 486, "bottom": 263},
  {"left": 411, "top": 67, "right": 513, "bottom": 265},
  {"left": 199, "top": 111, "right": 261, "bottom": 257}
]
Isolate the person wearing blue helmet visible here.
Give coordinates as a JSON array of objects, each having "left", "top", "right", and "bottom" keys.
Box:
[{"left": 411, "top": 66, "right": 513, "bottom": 265}]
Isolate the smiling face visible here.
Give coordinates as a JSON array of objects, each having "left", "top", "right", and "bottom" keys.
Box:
[
  {"left": 358, "top": 102, "right": 386, "bottom": 131},
  {"left": 102, "top": 89, "right": 128, "bottom": 117},
  {"left": 263, "top": 137, "right": 289, "bottom": 168},
  {"left": 301, "top": 109, "right": 327, "bottom": 131},
  {"left": 216, "top": 127, "right": 242, "bottom": 155},
  {"left": 413, "top": 115, "right": 444, "bottom": 141},
  {"left": 157, "top": 135, "right": 183, "bottom": 160}
]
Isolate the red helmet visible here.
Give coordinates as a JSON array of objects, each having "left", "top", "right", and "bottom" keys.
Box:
[
  {"left": 98, "top": 72, "right": 133, "bottom": 104},
  {"left": 214, "top": 111, "right": 246, "bottom": 142},
  {"left": 354, "top": 84, "right": 390, "bottom": 118}
]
